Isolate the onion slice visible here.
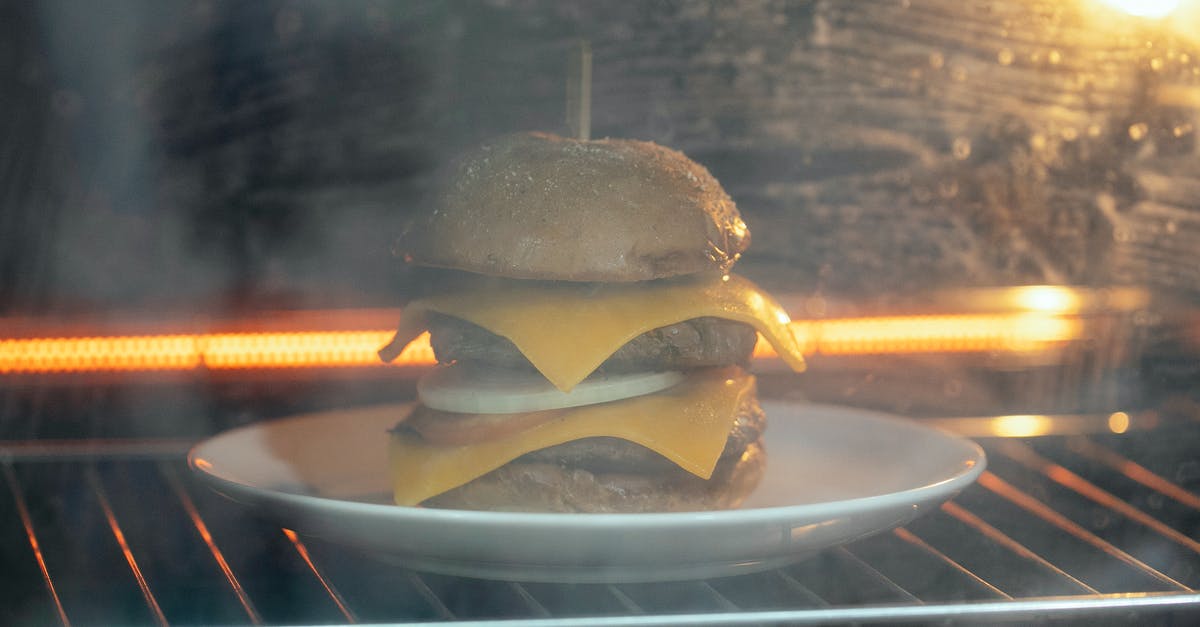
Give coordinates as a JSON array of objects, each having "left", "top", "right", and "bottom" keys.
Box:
[{"left": 417, "top": 364, "right": 685, "bottom": 414}]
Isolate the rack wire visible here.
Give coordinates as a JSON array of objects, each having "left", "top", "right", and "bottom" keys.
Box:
[{"left": 3, "top": 422, "right": 1198, "bottom": 625}]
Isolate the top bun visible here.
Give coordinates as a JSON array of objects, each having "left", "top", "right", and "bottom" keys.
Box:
[{"left": 395, "top": 132, "right": 749, "bottom": 282}]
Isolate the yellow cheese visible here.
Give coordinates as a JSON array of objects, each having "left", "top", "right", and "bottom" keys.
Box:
[
  {"left": 390, "top": 369, "right": 755, "bottom": 506},
  {"left": 379, "top": 273, "right": 804, "bottom": 392}
]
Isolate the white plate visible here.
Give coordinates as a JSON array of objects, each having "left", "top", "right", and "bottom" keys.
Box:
[{"left": 188, "top": 401, "right": 985, "bottom": 583}]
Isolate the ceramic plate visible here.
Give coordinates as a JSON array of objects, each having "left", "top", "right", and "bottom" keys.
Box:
[{"left": 189, "top": 401, "right": 985, "bottom": 583}]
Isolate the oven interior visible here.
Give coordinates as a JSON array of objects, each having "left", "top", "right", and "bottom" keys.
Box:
[{"left": 2, "top": 1, "right": 1200, "bottom": 624}]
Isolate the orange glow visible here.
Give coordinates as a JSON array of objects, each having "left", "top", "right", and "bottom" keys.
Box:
[
  {"left": 939, "top": 500, "right": 1097, "bottom": 593},
  {"left": 1097, "top": 0, "right": 1180, "bottom": 18},
  {"left": 979, "top": 471, "right": 1189, "bottom": 590},
  {"left": 1011, "top": 286, "right": 1080, "bottom": 314},
  {"left": 1108, "top": 411, "right": 1131, "bottom": 434},
  {"left": 162, "top": 464, "right": 262, "bottom": 624},
  {"left": 3, "top": 465, "right": 71, "bottom": 627},
  {"left": 0, "top": 330, "right": 431, "bottom": 374},
  {"left": 282, "top": 528, "right": 357, "bottom": 623},
  {"left": 87, "top": 468, "right": 168, "bottom": 626},
  {"left": 1067, "top": 437, "right": 1200, "bottom": 511},
  {"left": 759, "top": 312, "right": 1078, "bottom": 358},
  {"left": 997, "top": 441, "right": 1200, "bottom": 555},
  {"left": 0, "top": 310, "right": 1079, "bottom": 375},
  {"left": 925, "top": 413, "right": 1120, "bottom": 438},
  {"left": 991, "top": 415, "right": 1053, "bottom": 438},
  {"left": 891, "top": 526, "right": 1012, "bottom": 599}
]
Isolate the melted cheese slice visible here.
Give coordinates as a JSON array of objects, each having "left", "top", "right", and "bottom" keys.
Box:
[
  {"left": 390, "top": 369, "right": 755, "bottom": 506},
  {"left": 379, "top": 273, "right": 805, "bottom": 392}
]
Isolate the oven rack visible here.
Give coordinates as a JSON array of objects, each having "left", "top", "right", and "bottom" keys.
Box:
[{"left": 2, "top": 426, "right": 1199, "bottom": 625}]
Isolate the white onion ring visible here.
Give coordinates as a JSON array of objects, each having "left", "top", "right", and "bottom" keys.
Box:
[{"left": 417, "top": 364, "right": 685, "bottom": 414}]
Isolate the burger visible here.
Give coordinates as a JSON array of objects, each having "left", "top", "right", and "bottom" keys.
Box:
[{"left": 378, "top": 132, "right": 806, "bottom": 512}]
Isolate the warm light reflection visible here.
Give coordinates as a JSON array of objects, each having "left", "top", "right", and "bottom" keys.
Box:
[
  {"left": 282, "top": 528, "right": 356, "bottom": 622},
  {"left": 927, "top": 411, "right": 1155, "bottom": 438},
  {"left": 1067, "top": 437, "right": 1200, "bottom": 510},
  {"left": 1097, "top": 0, "right": 1180, "bottom": 18},
  {"left": 979, "top": 471, "right": 1186, "bottom": 589},
  {"left": 759, "top": 312, "right": 1078, "bottom": 358},
  {"left": 0, "top": 311, "right": 1080, "bottom": 375},
  {"left": 1012, "top": 286, "right": 1080, "bottom": 314},
  {"left": 89, "top": 468, "right": 168, "bottom": 626},
  {"left": 1108, "top": 411, "right": 1131, "bottom": 434},
  {"left": 3, "top": 466, "right": 70, "bottom": 627},
  {"left": 999, "top": 440, "right": 1200, "bottom": 555},
  {"left": 163, "top": 463, "right": 261, "bottom": 624},
  {"left": 939, "top": 500, "right": 1093, "bottom": 591},
  {"left": 992, "top": 414, "right": 1054, "bottom": 438}
]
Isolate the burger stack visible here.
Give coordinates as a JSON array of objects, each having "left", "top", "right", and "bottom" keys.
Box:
[{"left": 380, "top": 132, "right": 806, "bottom": 513}]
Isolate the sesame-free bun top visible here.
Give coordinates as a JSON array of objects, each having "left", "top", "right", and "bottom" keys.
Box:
[{"left": 396, "top": 132, "right": 750, "bottom": 282}]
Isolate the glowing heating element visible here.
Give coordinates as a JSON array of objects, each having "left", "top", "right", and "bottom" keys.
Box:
[
  {"left": 0, "top": 331, "right": 428, "bottom": 373},
  {"left": 0, "top": 312, "right": 1079, "bottom": 374},
  {"left": 1096, "top": 0, "right": 1180, "bottom": 18},
  {"left": 759, "top": 313, "right": 1080, "bottom": 358}
]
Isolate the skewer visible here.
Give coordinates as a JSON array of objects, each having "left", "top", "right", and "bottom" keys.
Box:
[{"left": 566, "top": 39, "right": 592, "bottom": 140}]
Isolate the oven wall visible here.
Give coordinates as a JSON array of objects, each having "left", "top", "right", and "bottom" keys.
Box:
[{"left": 1, "top": 0, "right": 1198, "bottom": 317}]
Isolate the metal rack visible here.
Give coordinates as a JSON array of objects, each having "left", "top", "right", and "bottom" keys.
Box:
[{"left": 4, "top": 422, "right": 1199, "bottom": 625}]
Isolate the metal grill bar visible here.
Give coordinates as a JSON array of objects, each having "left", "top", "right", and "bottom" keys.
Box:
[
  {"left": 383, "top": 593, "right": 1200, "bottom": 626},
  {"left": 891, "top": 527, "right": 1012, "bottom": 600},
  {"left": 84, "top": 465, "right": 169, "bottom": 626},
  {"left": 997, "top": 440, "right": 1200, "bottom": 555},
  {"left": 281, "top": 528, "right": 357, "bottom": 623},
  {"left": 835, "top": 547, "right": 922, "bottom": 604},
  {"left": 939, "top": 501, "right": 1097, "bottom": 594},
  {"left": 772, "top": 571, "right": 829, "bottom": 608},
  {"left": 4, "top": 424, "right": 1199, "bottom": 623},
  {"left": 696, "top": 581, "right": 739, "bottom": 612},
  {"left": 609, "top": 581, "right": 735, "bottom": 614},
  {"left": 158, "top": 462, "right": 263, "bottom": 625},
  {"left": 406, "top": 571, "right": 456, "bottom": 620},
  {"left": 605, "top": 585, "right": 645, "bottom": 614},
  {"left": 2, "top": 462, "right": 70, "bottom": 627},
  {"left": 508, "top": 582, "right": 552, "bottom": 618},
  {"left": 1065, "top": 436, "right": 1200, "bottom": 510},
  {"left": 977, "top": 471, "right": 1192, "bottom": 591}
]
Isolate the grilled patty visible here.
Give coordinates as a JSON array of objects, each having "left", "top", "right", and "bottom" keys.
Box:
[
  {"left": 428, "top": 314, "right": 758, "bottom": 373},
  {"left": 422, "top": 439, "right": 766, "bottom": 513}
]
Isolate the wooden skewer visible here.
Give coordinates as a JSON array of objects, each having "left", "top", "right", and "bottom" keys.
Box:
[{"left": 566, "top": 39, "right": 592, "bottom": 141}]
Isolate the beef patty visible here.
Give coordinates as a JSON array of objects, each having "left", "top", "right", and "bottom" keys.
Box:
[
  {"left": 428, "top": 315, "right": 759, "bottom": 373},
  {"left": 422, "top": 439, "right": 766, "bottom": 513}
]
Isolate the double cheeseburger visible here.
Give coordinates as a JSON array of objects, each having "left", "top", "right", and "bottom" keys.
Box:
[{"left": 379, "top": 132, "right": 806, "bottom": 512}]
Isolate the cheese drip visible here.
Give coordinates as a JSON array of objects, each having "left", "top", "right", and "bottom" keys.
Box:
[
  {"left": 379, "top": 272, "right": 804, "bottom": 392},
  {"left": 390, "top": 369, "right": 755, "bottom": 506}
]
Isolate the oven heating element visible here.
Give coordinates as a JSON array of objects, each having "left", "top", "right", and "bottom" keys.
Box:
[{"left": 0, "top": 308, "right": 1080, "bottom": 375}]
